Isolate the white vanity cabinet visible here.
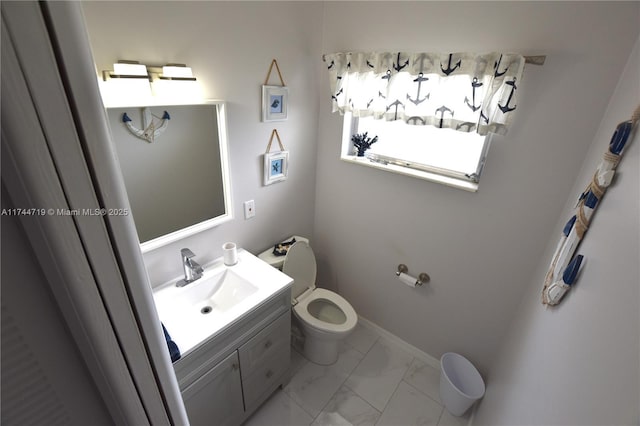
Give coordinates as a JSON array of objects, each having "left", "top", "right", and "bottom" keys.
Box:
[{"left": 174, "top": 288, "right": 291, "bottom": 426}]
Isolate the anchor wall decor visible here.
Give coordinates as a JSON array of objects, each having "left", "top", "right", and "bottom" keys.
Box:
[{"left": 122, "top": 107, "right": 170, "bottom": 143}]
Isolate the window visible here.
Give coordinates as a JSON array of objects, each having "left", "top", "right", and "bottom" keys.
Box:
[
  {"left": 324, "top": 51, "right": 526, "bottom": 191},
  {"left": 342, "top": 113, "right": 492, "bottom": 191}
]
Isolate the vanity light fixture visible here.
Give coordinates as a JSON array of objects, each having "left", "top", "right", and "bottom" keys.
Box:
[
  {"left": 146, "top": 63, "right": 197, "bottom": 81},
  {"left": 99, "top": 61, "right": 202, "bottom": 106},
  {"left": 160, "top": 64, "right": 196, "bottom": 81},
  {"left": 100, "top": 60, "right": 153, "bottom": 107},
  {"left": 149, "top": 63, "right": 202, "bottom": 102},
  {"left": 102, "top": 60, "right": 150, "bottom": 81}
]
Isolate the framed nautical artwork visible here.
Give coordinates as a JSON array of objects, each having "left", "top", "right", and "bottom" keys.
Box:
[
  {"left": 262, "top": 85, "right": 288, "bottom": 122},
  {"left": 263, "top": 150, "right": 289, "bottom": 185}
]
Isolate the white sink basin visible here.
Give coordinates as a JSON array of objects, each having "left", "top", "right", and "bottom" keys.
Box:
[
  {"left": 152, "top": 249, "right": 292, "bottom": 356},
  {"left": 175, "top": 269, "right": 259, "bottom": 315}
]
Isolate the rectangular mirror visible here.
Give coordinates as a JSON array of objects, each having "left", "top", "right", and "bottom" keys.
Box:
[{"left": 106, "top": 101, "right": 232, "bottom": 252}]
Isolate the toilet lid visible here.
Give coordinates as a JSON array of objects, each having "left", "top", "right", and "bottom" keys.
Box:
[{"left": 282, "top": 241, "right": 317, "bottom": 300}]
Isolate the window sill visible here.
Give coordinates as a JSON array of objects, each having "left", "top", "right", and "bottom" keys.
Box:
[{"left": 340, "top": 155, "right": 479, "bottom": 193}]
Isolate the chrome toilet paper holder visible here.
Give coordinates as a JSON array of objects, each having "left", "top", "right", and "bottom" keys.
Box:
[{"left": 396, "top": 264, "right": 430, "bottom": 286}]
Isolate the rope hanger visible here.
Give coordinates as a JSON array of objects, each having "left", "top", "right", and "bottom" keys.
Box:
[
  {"left": 265, "top": 129, "right": 286, "bottom": 153},
  {"left": 264, "top": 59, "right": 286, "bottom": 86}
]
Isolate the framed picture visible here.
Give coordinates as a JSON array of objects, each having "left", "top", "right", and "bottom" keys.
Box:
[
  {"left": 262, "top": 85, "right": 288, "bottom": 122},
  {"left": 263, "top": 151, "right": 289, "bottom": 185}
]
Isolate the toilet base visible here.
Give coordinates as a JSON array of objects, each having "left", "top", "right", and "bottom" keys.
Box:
[
  {"left": 303, "top": 336, "right": 339, "bottom": 365},
  {"left": 290, "top": 323, "right": 305, "bottom": 354}
]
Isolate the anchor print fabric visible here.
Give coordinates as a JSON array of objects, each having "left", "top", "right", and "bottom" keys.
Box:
[{"left": 324, "top": 52, "right": 524, "bottom": 136}]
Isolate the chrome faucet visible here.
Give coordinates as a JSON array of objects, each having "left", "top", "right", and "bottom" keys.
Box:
[{"left": 176, "top": 248, "right": 204, "bottom": 287}]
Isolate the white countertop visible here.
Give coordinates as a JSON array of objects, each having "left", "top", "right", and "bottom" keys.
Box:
[{"left": 152, "top": 249, "right": 293, "bottom": 356}]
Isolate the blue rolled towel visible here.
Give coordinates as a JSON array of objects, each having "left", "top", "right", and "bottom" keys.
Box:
[{"left": 162, "top": 323, "right": 181, "bottom": 362}]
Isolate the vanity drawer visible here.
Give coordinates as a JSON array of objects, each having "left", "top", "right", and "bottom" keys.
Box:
[
  {"left": 241, "top": 344, "right": 290, "bottom": 410},
  {"left": 238, "top": 310, "right": 290, "bottom": 380}
]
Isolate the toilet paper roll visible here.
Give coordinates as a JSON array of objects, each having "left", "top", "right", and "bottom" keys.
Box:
[
  {"left": 397, "top": 272, "right": 417, "bottom": 288},
  {"left": 222, "top": 242, "right": 238, "bottom": 266}
]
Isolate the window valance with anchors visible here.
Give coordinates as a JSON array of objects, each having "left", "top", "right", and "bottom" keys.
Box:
[{"left": 323, "top": 52, "right": 525, "bottom": 136}]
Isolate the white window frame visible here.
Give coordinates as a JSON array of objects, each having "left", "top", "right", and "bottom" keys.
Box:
[{"left": 340, "top": 112, "right": 493, "bottom": 192}]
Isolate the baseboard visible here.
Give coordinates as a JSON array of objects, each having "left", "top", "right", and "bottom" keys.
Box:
[{"left": 357, "top": 315, "right": 441, "bottom": 370}]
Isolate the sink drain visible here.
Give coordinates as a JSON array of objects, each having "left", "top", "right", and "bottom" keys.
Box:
[{"left": 201, "top": 306, "right": 213, "bottom": 314}]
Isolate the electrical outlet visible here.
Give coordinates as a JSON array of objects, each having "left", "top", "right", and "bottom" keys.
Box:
[{"left": 244, "top": 200, "right": 255, "bottom": 219}]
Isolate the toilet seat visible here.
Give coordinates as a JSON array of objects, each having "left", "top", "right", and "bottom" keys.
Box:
[
  {"left": 283, "top": 241, "right": 357, "bottom": 334},
  {"left": 293, "top": 288, "right": 357, "bottom": 334}
]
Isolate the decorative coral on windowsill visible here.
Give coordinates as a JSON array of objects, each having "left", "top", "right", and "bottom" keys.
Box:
[{"left": 351, "top": 132, "right": 379, "bottom": 157}]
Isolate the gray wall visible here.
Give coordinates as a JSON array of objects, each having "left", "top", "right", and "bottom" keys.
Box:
[
  {"left": 474, "top": 36, "right": 639, "bottom": 426},
  {"left": 83, "top": 1, "right": 323, "bottom": 286},
  {"left": 314, "top": 1, "right": 639, "bottom": 372}
]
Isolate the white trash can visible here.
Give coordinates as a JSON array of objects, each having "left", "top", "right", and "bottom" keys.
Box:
[{"left": 439, "top": 352, "right": 486, "bottom": 416}]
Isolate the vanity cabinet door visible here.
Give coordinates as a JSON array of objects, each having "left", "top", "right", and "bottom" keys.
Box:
[{"left": 182, "top": 351, "right": 244, "bottom": 426}]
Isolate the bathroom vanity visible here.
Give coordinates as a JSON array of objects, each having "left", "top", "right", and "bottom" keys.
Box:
[{"left": 152, "top": 249, "right": 293, "bottom": 425}]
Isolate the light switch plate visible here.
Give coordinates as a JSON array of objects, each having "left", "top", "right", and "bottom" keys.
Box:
[{"left": 244, "top": 200, "right": 255, "bottom": 219}]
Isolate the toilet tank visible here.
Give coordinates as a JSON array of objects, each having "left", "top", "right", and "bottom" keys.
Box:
[{"left": 257, "top": 235, "right": 309, "bottom": 270}]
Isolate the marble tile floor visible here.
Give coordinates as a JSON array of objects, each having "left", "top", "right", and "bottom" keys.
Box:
[{"left": 243, "top": 323, "right": 471, "bottom": 426}]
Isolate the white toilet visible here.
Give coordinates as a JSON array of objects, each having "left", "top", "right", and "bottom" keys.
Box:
[{"left": 282, "top": 241, "right": 357, "bottom": 365}]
